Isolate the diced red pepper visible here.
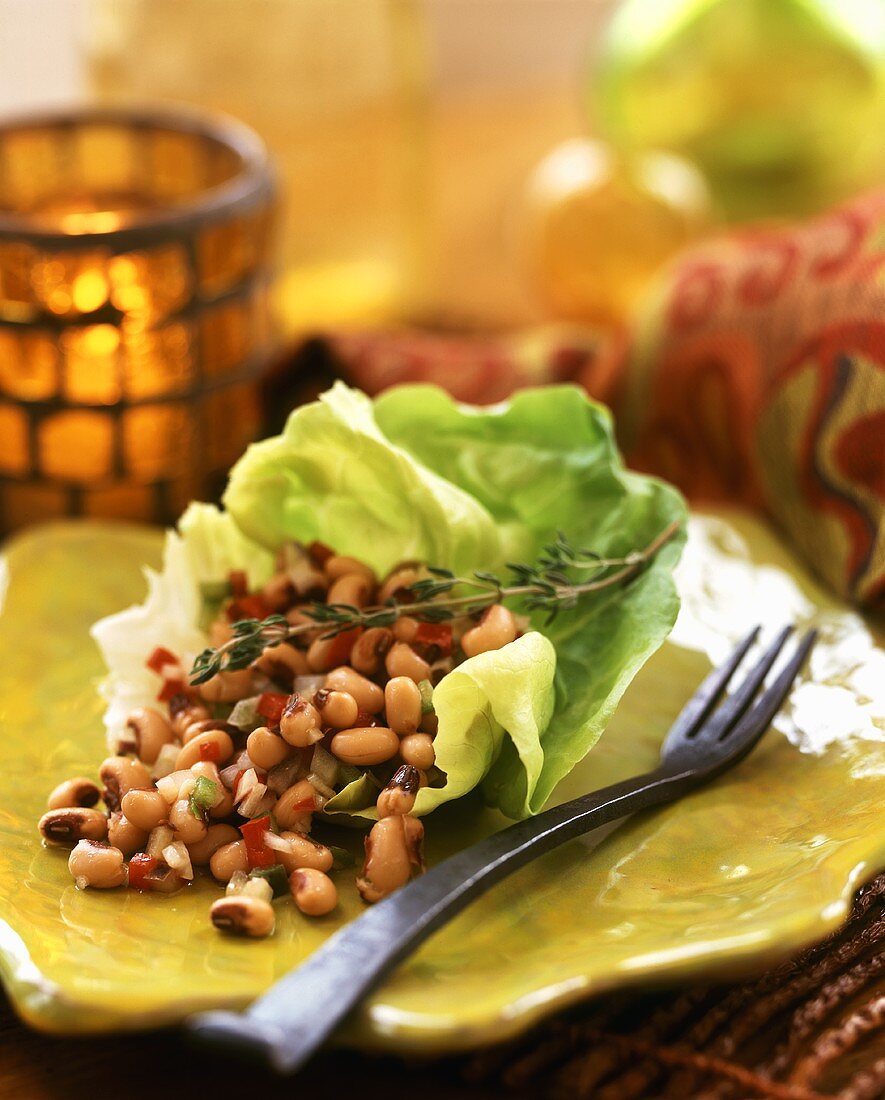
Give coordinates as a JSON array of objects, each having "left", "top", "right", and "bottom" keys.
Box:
[
  {"left": 128, "top": 853, "right": 157, "bottom": 891},
  {"left": 157, "top": 678, "right": 188, "bottom": 703},
  {"left": 228, "top": 570, "right": 249, "bottom": 598},
  {"left": 227, "top": 594, "right": 271, "bottom": 622},
  {"left": 324, "top": 627, "right": 362, "bottom": 668},
  {"left": 290, "top": 794, "right": 317, "bottom": 813},
  {"left": 307, "top": 540, "right": 335, "bottom": 566},
  {"left": 146, "top": 646, "right": 178, "bottom": 674},
  {"left": 240, "top": 816, "right": 275, "bottom": 869},
  {"left": 257, "top": 692, "right": 289, "bottom": 724},
  {"left": 199, "top": 739, "right": 221, "bottom": 763},
  {"left": 414, "top": 622, "right": 453, "bottom": 656}
]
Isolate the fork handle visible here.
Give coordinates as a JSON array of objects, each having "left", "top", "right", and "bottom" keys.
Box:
[{"left": 187, "top": 765, "right": 697, "bottom": 1073}]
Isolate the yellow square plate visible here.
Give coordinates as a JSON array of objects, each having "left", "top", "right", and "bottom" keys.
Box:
[{"left": 0, "top": 509, "right": 883, "bottom": 1053}]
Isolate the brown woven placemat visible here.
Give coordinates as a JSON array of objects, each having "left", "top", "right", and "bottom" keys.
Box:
[
  {"left": 459, "top": 872, "right": 885, "bottom": 1099},
  {"left": 1, "top": 874, "right": 883, "bottom": 1100}
]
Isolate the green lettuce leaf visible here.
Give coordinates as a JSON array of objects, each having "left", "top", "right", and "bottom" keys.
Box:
[
  {"left": 222, "top": 382, "right": 503, "bottom": 577},
  {"left": 375, "top": 384, "right": 687, "bottom": 817},
  {"left": 326, "top": 631, "right": 557, "bottom": 821}
]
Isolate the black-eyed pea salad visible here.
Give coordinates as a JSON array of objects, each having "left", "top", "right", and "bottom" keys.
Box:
[{"left": 38, "top": 542, "right": 524, "bottom": 939}]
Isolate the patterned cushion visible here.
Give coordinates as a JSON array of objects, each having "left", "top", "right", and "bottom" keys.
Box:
[{"left": 594, "top": 190, "right": 885, "bottom": 609}]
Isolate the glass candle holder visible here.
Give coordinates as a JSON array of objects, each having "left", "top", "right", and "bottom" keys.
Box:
[{"left": 0, "top": 106, "right": 276, "bottom": 534}]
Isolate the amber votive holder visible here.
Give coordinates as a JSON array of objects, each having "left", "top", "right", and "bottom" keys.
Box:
[{"left": 0, "top": 106, "right": 276, "bottom": 533}]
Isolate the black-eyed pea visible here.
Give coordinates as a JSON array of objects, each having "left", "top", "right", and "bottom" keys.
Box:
[
  {"left": 209, "top": 619, "right": 234, "bottom": 648},
  {"left": 169, "top": 798, "right": 208, "bottom": 844},
  {"left": 125, "top": 707, "right": 173, "bottom": 765},
  {"left": 288, "top": 559, "right": 328, "bottom": 598},
  {"left": 46, "top": 777, "right": 100, "bottom": 811},
  {"left": 211, "top": 894, "right": 275, "bottom": 938},
  {"left": 261, "top": 572, "right": 297, "bottom": 611},
  {"left": 169, "top": 699, "right": 210, "bottom": 738},
  {"left": 399, "top": 733, "right": 436, "bottom": 771},
  {"left": 324, "top": 666, "right": 384, "bottom": 714},
  {"left": 329, "top": 727, "right": 399, "bottom": 767},
  {"left": 174, "top": 728, "right": 234, "bottom": 770},
  {"left": 357, "top": 814, "right": 424, "bottom": 903},
  {"left": 378, "top": 566, "right": 422, "bottom": 605},
  {"left": 279, "top": 693, "right": 323, "bottom": 748},
  {"left": 402, "top": 814, "right": 426, "bottom": 870},
  {"left": 460, "top": 603, "right": 517, "bottom": 658},
  {"left": 120, "top": 788, "right": 168, "bottom": 832},
  {"left": 326, "top": 573, "right": 373, "bottom": 609},
  {"left": 274, "top": 832, "right": 334, "bottom": 874},
  {"left": 306, "top": 630, "right": 361, "bottom": 672},
  {"left": 198, "top": 668, "right": 254, "bottom": 704},
  {"left": 384, "top": 677, "right": 422, "bottom": 735},
  {"left": 384, "top": 642, "right": 431, "bottom": 683},
  {"left": 189, "top": 760, "right": 222, "bottom": 785},
  {"left": 324, "top": 555, "right": 376, "bottom": 585},
  {"left": 207, "top": 616, "right": 233, "bottom": 646},
  {"left": 420, "top": 710, "right": 439, "bottom": 736},
  {"left": 107, "top": 811, "right": 149, "bottom": 857},
  {"left": 208, "top": 784, "right": 235, "bottom": 819},
  {"left": 186, "top": 823, "right": 240, "bottom": 865},
  {"left": 313, "top": 688, "right": 358, "bottom": 730},
  {"left": 275, "top": 780, "right": 319, "bottom": 829},
  {"left": 209, "top": 839, "right": 249, "bottom": 883},
  {"left": 392, "top": 615, "right": 420, "bottom": 643},
  {"left": 68, "top": 840, "right": 126, "bottom": 888},
  {"left": 39, "top": 807, "right": 108, "bottom": 845},
  {"left": 350, "top": 627, "right": 393, "bottom": 676},
  {"left": 251, "top": 642, "right": 309, "bottom": 683},
  {"left": 376, "top": 764, "right": 421, "bottom": 818},
  {"left": 285, "top": 607, "right": 324, "bottom": 643},
  {"left": 246, "top": 726, "right": 291, "bottom": 770},
  {"left": 179, "top": 719, "right": 234, "bottom": 745},
  {"left": 290, "top": 868, "right": 337, "bottom": 916},
  {"left": 99, "top": 756, "right": 152, "bottom": 812}
]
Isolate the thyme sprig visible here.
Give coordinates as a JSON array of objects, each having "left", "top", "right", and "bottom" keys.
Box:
[{"left": 189, "top": 519, "right": 680, "bottom": 685}]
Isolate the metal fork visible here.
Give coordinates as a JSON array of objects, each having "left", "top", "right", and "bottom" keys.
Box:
[{"left": 188, "top": 624, "right": 816, "bottom": 1074}]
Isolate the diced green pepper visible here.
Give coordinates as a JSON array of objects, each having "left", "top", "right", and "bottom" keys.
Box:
[
  {"left": 417, "top": 679, "right": 434, "bottom": 713},
  {"left": 249, "top": 863, "right": 289, "bottom": 898},
  {"left": 188, "top": 776, "right": 218, "bottom": 819},
  {"left": 327, "top": 844, "right": 356, "bottom": 869}
]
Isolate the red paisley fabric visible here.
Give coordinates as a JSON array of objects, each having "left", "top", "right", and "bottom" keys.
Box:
[
  {"left": 599, "top": 190, "right": 885, "bottom": 609},
  {"left": 298, "top": 191, "right": 884, "bottom": 609}
]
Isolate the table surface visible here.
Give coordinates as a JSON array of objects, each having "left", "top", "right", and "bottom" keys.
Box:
[{"left": 4, "top": 873, "right": 884, "bottom": 1100}]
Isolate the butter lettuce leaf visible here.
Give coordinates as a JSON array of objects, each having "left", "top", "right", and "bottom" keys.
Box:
[
  {"left": 222, "top": 382, "right": 503, "bottom": 577},
  {"left": 326, "top": 631, "right": 556, "bottom": 821},
  {"left": 375, "top": 385, "right": 687, "bottom": 817}
]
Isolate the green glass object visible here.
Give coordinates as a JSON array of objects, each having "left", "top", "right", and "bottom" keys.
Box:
[{"left": 593, "top": 0, "right": 885, "bottom": 221}]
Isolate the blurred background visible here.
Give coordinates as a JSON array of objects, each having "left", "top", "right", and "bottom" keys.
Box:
[
  {"left": 5, "top": 0, "right": 883, "bottom": 333},
  {"left": 0, "top": 0, "right": 883, "bottom": 533}
]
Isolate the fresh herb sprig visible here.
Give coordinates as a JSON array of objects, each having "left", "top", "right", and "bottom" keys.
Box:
[{"left": 189, "top": 519, "right": 680, "bottom": 685}]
